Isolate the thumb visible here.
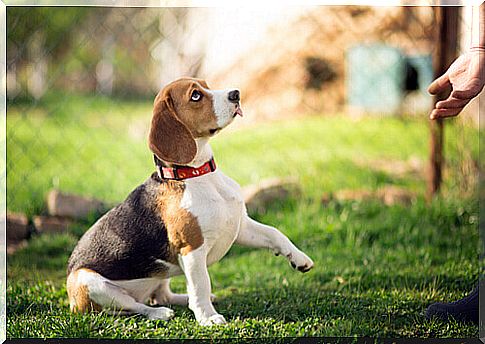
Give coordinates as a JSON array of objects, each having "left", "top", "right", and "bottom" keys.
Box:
[{"left": 428, "top": 73, "right": 450, "bottom": 95}]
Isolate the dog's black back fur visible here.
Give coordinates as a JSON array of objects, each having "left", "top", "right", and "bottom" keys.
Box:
[{"left": 67, "top": 173, "right": 173, "bottom": 280}]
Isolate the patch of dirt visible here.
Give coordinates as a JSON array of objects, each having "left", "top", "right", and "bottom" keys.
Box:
[
  {"left": 354, "top": 156, "right": 425, "bottom": 179},
  {"left": 322, "top": 185, "right": 417, "bottom": 206}
]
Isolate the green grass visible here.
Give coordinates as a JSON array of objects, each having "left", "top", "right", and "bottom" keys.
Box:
[{"left": 7, "top": 95, "right": 480, "bottom": 338}]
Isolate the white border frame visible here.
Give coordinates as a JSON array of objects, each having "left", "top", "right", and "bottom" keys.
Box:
[{"left": 0, "top": 1, "right": 482, "bottom": 342}]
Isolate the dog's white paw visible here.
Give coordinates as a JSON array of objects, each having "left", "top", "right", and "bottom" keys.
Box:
[
  {"left": 288, "top": 250, "right": 314, "bottom": 273},
  {"left": 198, "top": 313, "right": 226, "bottom": 326},
  {"left": 146, "top": 306, "right": 174, "bottom": 321}
]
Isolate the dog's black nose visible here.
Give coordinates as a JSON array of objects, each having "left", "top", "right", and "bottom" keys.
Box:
[{"left": 228, "top": 90, "right": 240, "bottom": 103}]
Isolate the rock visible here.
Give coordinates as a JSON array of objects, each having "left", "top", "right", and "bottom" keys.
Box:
[
  {"left": 353, "top": 156, "right": 424, "bottom": 179},
  {"left": 321, "top": 186, "right": 416, "bottom": 206},
  {"left": 376, "top": 186, "right": 416, "bottom": 206},
  {"left": 32, "top": 215, "right": 74, "bottom": 234},
  {"left": 47, "top": 190, "right": 106, "bottom": 220},
  {"left": 334, "top": 189, "right": 374, "bottom": 202},
  {"left": 7, "top": 240, "right": 28, "bottom": 255},
  {"left": 321, "top": 189, "right": 374, "bottom": 205},
  {"left": 6, "top": 212, "right": 30, "bottom": 243},
  {"left": 243, "top": 178, "right": 302, "bottom": 213}
]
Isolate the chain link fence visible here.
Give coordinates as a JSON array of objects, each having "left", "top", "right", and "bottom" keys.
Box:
[
  {"left": 7, "top": 7, "right": 204, "bottom": 215},
  {"left": 6, "top": 6, "right": 479, "bottom": 216}
]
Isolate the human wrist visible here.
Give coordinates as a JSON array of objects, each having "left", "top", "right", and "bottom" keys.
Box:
[{"left": 469, "top": 46, "right": 485, "bottom": 52}]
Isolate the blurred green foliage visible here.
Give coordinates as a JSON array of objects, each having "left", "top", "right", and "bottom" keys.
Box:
[
  {"left": 7, "top": 7, "right": 170, "bottom": 101},
  {"left": 7, "top": 7, "right": 90, "bottom": 60}
]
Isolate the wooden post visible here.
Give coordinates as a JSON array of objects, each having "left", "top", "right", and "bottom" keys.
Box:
[{"left": 427, "top": 6, "right": 460, "bottom": 200}]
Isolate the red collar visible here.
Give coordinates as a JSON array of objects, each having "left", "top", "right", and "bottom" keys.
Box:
[{"left": 155, "top": 157, "right": 217, "bottom": 180}]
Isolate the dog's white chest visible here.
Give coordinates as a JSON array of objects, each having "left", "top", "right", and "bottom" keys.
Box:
[{"left": 181, "top": 171, "right": 244, "bottom": 265}]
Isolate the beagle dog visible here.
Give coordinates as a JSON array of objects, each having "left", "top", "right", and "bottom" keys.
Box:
[{"left": 66, "top": 77, "right": 314, "bottom": 326}]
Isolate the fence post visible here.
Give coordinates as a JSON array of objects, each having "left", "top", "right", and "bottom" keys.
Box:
[{"left": 427, "top": 6, "right": 460, "bottom": 200}]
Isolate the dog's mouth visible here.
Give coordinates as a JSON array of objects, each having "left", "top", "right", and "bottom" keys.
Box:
[
  {"left": 209, "top": 128, "right": 219, "bottom": 135},
  {"left": 233, "top": 104, "right": 243, "bottom": 118},
  {"left": 209, "top": 105, "right": 243, "bottom": 136}
]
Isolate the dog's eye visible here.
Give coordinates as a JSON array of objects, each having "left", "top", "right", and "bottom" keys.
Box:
[{"left": 191, "top": 90, "right": 202, "bottom": 102}]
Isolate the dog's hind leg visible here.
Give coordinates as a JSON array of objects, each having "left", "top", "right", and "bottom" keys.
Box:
[
  {"left": 151, "top": 279, "right": 189, "bottom": 306},
  {"left": 69, "top": 269, "right": 174, "bottom": 320},
  {"left": 97, "top": 283, "right": 174, "bottom": 320}
]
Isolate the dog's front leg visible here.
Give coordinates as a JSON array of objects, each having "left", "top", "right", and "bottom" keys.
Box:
[
  {"left": 180, "top": 245, "right": 226, "bottom": 326},
  {"left": 236, "top": 216, "right": 314, "bottom": 272}
]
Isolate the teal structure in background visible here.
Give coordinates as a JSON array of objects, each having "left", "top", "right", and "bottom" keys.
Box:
[
  {"left": 406, "top": 54, "right": 434, "bottom": 95},
  {"left": 347, "top": 44, "right": 433, "bottom": 115}
]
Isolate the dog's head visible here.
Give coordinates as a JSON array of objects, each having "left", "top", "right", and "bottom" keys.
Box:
[{"left": 148, "top": 77, "right": 242, "bottom": 165}]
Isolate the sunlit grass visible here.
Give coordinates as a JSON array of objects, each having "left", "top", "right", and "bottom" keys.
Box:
[{"left": 7, "top": 95, "right": 479, "bottom": 338}]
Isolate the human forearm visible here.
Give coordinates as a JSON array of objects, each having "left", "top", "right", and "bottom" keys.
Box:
[{"left": 472, "top": 2, "right": 484, "bottom": 48}]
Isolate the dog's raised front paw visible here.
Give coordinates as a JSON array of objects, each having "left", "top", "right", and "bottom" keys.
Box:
[
  {"left": 199, "top": 313, "right": 226, "bottom": 326},
  {"left": 146, "top": 306, "right": 174, "bottom": 321},
  {"left": 288, "top": 250, "right": 314, "bottom": 273}
]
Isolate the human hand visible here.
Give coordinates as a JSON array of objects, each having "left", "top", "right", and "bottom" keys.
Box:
[{"left": 428, "top": 47, "right": 485, "bottom": 119}]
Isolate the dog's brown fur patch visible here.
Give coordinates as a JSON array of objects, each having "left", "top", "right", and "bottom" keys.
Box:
[
  {"left": 157, "top": 180, "right": 203, "bottom": 260},
  {"left": 67, "top": 268, "right": 102, "bottom": 313}
]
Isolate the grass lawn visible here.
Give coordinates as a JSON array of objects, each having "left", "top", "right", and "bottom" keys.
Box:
[{"left": 6, "top": 95, "right": 480, "bottom": 338}]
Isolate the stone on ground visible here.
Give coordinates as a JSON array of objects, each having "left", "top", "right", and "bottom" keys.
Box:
[
  {"left": 243, "top": 178, "right": 302, "bottom": 213},
  {"left": 47, "top": 190, "right": 106, "bottom": 220},
  {"left": 33, "top": 215, "right": 74, "bottom": 234},
  {"left": 6, "top": 212, "right": 30, "bottom": 243}
]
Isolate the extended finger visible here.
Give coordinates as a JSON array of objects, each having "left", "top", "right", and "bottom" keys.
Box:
[
  {"left": 427, "top": 74, "right": 450, "bottom": 95},
  {"left": 436, "top": 96, "right": 470, "bottom": 109},
  {"left": 429, "top": 107, "right": 463, "bottom": 119}
]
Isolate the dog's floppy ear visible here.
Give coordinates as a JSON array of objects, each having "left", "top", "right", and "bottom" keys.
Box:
[{"left": 148, "top": 93, "right": 197, "bottom": 165}]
